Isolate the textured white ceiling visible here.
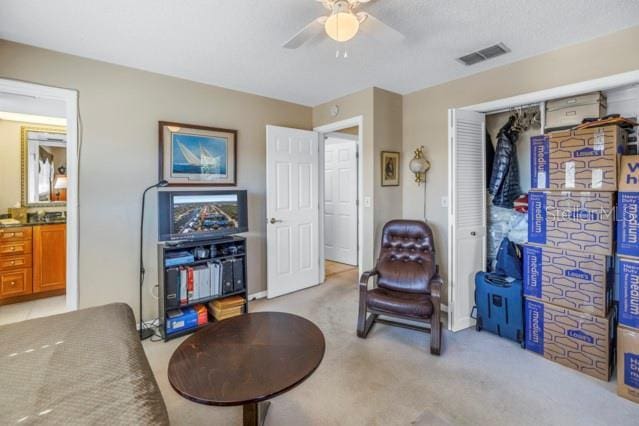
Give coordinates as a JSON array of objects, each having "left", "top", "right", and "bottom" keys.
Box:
[{"left": 1, "top": 0, "right": 638, "bottom": 106}]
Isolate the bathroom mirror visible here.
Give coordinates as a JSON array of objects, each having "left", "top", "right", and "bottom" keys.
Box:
[{"left": 21, "top": 125, "right": 67, "bottom": 207}]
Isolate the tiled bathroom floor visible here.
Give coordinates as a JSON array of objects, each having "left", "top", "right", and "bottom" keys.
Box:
[{"left": 0, "top": 296, "right": 68, "bottom": 326}]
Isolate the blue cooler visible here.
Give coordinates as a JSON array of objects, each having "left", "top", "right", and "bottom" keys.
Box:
[{"left": 473, "top": 272, "right": 525, "bottom": 347}]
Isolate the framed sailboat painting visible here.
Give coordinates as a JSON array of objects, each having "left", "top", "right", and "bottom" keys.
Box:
[{"left": 159, "top": 121, "right": 237, "bottom": 186}]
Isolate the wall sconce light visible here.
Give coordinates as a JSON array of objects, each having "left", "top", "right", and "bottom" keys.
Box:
[{"left": 409, "top": 146, "right": 430, "bottom": 185}]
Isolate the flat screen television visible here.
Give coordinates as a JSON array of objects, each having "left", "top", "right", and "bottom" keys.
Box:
[{"left": 159, "top": 190, "right": 248, "bottom": 242}]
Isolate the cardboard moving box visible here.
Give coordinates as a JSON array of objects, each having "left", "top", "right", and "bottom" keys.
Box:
[
  {"left": 545, "top": 92, "right": 607, "bottom": 130},
  {"left": 525, "top": 298, "right": 616, "bottom": 381},
  {"left": 617, "top": 192, "right": 639, "bottom": 259},
  {"left": 618, "top": 326, "right": 639, "bottom": 404},
  {"left": 530, "top": 125, "right": 627, "bottom": 191},
  {"left": 618, "top": 155, "right": 639, "bottom": 192},
  {"left": 617, "top": 156, "right": 639, "bottom": 258},
  {"left": 616, "top": 257, "right": 639, "bottom": 330},
  {"left": 523, "top": 245, "right": 613, "bottom": 317},
  {"left": 528, "top": 191, "right": 616, "bottom": 256}
]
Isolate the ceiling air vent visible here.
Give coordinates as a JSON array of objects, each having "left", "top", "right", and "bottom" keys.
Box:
[{"left": 457, "top": 43, "right": 510, "bottom": 66}]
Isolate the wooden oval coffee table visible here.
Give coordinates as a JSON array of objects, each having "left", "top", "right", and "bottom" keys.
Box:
[{"left": 168, "top": 312, "right": 325, "bottom": 426}]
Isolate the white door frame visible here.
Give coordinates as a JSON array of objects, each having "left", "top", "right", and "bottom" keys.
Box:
[
  {"left": 314, "top": 116, "right": 364, "bottom": 282},
  {"left": 323, "top": 132, "right": 358, "bottom": 266},
  {"left": 0, "top": 78, "right": 79, "bottom": 312},
  {"left": 447, "top": 69, "right": 639, "bottom": 331}
]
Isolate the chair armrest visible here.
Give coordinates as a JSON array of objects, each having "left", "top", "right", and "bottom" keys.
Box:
[
  {"left": 429, "top": 274, "right": 443, "bottom": 301},
  {"left": 360, "top": 269, "right": 378, "bottom": 288}
]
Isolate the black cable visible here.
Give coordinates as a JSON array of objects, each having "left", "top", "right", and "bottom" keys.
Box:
[{"left": 139, "top": 180, "right": 168, "bottom": 340}]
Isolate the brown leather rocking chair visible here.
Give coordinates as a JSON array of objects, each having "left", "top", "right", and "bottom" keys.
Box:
[{"left": 357, "top": 220, "right": 443, "bottom": 355}]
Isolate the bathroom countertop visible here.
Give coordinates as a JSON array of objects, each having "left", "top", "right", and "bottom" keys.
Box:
[{"left": 0, "top": 219, "right": 66, "bottom": 228}]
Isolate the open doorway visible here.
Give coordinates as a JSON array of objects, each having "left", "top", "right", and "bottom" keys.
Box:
[
  {"left": 314, "top": 117, "right": 364, "bottom": 283},
  {"left": 0, "top": 79, "right": 79, "bottom": 325},
  {"left": 323, "top": 130, "right": 359, "bottom": 279}
]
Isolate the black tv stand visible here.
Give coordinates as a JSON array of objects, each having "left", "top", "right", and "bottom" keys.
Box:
[{"left": 157, "top": 235, "right": 248, "bottom": 341}]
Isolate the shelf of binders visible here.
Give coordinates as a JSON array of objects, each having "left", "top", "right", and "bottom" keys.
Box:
[{"left": 158, "top": 236, "right": 248, "bottom": 341}]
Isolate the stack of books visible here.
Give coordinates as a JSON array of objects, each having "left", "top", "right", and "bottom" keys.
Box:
[{"left": 208, "top": 296, "right": 245, "bottom": 321}]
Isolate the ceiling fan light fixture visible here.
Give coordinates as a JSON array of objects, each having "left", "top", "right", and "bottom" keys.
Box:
[{"left": 325, "top": 11, "right": 359, "bottom": 42}]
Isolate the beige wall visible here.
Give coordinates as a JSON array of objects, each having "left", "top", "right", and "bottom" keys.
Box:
[
  {"left": 0, "top": 120, "right": 24, "bottom": 210},
  {"left": 402, "top": 25, "right": 639, "bottom": 303},
  {"left": 340, "top": 126, "right": 359, "bottom": 135},
  {"left": 0, "top": 40, "right": 312, "bottom": 321},
  {"left": 373, "top": 88, "right": 403, "bottom": 252}
]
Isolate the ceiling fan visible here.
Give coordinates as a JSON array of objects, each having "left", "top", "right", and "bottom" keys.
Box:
[{"left": 283, "top": 0, "right": 404, "bottom": 49}]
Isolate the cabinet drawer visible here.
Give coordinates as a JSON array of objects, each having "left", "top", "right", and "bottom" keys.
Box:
[
  {"left": 0, "top": 269, "right": 32, "bottom": 299},
  {"left": 0, "top": 227, "right": 32, "bottom": 242},
  {"left": 0, "top": 240, "right": 32, "bottom": 256},
  {"left": 0, "top": 254, "right": 32, "bottom": 271}
]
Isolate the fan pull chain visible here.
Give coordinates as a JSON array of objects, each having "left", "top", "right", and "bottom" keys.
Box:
[{"left": 335, "top": 46, "right": 349, "bottom": 59}]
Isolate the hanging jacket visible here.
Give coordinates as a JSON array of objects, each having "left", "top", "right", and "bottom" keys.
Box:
[
  {"left": 488, "top": 117, "right": 521, "bottom": 208},
  {"left": 485, "top": 131, "right": 495, "bottom": 188}
]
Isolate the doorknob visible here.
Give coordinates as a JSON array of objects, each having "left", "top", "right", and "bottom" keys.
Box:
[
  {"left": 470, "top": 231, "right": 476, "bottom": 236},
  {"left": 270, "top": 218, "right": 283, "bottom": 224}
]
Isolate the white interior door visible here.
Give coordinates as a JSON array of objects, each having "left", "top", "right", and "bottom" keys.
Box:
[
  {"left": 266, "top": 125, "right": 320, "bottom": 298},
  {"left": 448, "top": 109, "right": 486, "bottom": 332},
  {"left": 324, "top": 136, "right": 358, "bottom": 266}
]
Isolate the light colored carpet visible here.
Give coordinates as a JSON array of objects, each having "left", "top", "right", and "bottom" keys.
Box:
[{"left": 143, "top": 270, "right": 639, "bottom": 425}]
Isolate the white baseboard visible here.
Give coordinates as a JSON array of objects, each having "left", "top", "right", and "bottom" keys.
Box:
[{"left": 249, "top": 291, "right": 267, "bottom": 301}]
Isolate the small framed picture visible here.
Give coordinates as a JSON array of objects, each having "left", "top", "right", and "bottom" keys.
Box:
[
  {"left": 381, "top": 151, "right": 400, "bottom": 186},
  {"left": 159, "top": 121, "right": 237, "bottom": 186}
]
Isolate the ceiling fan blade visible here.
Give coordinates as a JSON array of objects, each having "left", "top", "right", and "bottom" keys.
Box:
[
  {"left": 357, "top": 12, "right": 404, "bottom": 43},
  {"left": 283, "top": 17, "right": 327, "bottom": 49},
  {"left": 316, "top": 0, "right": 332, "bottom": 10}
]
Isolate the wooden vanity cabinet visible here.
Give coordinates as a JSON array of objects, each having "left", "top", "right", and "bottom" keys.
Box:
[
  {"left": 33, "top": 224, "right": 66, "bottom": 293},
  {"left": 0, "top": 224, "right": 66, "bottom": 302},
  {"left": 0, "top": 227, "right": 33, "bottom": 299}
]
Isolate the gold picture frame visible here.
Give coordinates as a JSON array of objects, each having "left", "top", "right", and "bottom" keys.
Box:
[
  {"left": 21, "top": 125, "right": 67, "bottom": 207},
  {"left": 381, "top": 151, "right": 400, "bottom": 186}
]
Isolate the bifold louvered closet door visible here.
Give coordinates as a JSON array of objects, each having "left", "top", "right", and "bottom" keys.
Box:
[{"left": 448, "top": 109, "right": 486, "bottom": 331}]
